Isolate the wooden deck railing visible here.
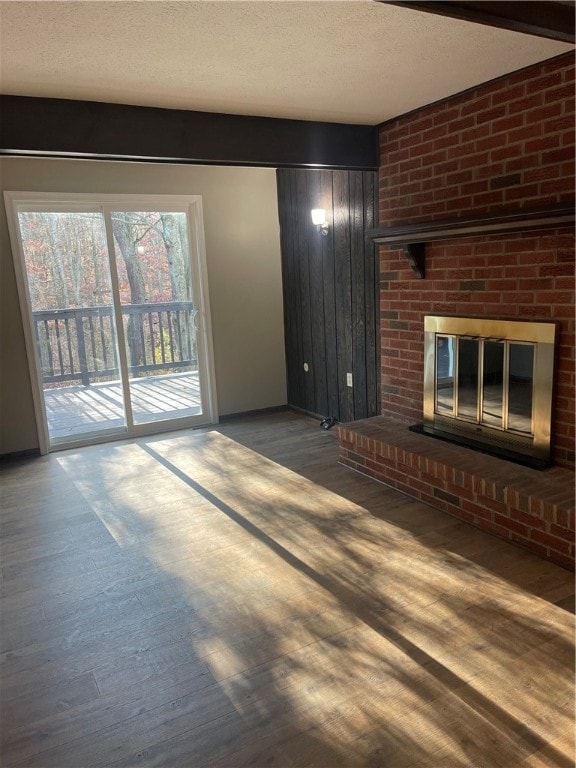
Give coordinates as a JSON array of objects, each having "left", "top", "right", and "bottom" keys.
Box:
[{"left": 32, "top": 302, "right": 197, "bottom": 386}]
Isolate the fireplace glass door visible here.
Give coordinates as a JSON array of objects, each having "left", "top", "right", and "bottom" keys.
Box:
[
  {"left": 435, "top": 335, "right": 535, "bottom": 435},
  {"left": 424, "top": 316, "right": 556, "bottom": 466},
  {"left": 481, "top": 340, "right": 504, "bottom": 428},
  {"left": 508, "top": 344, "right": 534, "bottom": 433}
]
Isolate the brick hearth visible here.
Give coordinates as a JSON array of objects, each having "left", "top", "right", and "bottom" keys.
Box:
[{"left": 337, "top": 417, "right": 575, "bottom": 570}]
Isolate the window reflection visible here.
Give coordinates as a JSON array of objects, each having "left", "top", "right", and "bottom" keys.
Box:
[
  {"left": 482, "top": 341, "right": 504, "bottom": 427},
  {"left": 435, "top": 336, "right": 454, "bottom": 415},
  {"left": 457, "top": 339, "right": 478, "bottom": 420},
  {"left": 433, "top": 335, "right": 534, "bottom": 436},
  {"left": 508, "top": 344, "right": 534, "bottom": 433}
]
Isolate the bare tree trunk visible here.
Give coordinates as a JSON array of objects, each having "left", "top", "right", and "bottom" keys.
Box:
[
  {"left": 47, "top": 215, "right": 70, "bottom": 308},
  {"left": 160, "top": 213, "right": 192, "bottom": 362},
  {"left": 68, "top": 216, "right": 84, "bottom": 307},
  {"left": 112, "top": 214, "right": 146, "bottom": 370},
  {"left": 177, "top": 215, "right": 196, "bottom": 362},
  {"left": 178, "top": 215, "right": 192, "bottom": 297}
]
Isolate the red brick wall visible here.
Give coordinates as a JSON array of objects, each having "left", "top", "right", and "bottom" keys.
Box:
[{"left": 378, "top": 52, "right": 575, "bottom": 468}]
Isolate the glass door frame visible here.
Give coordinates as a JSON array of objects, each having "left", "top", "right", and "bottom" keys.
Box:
[{"left": 5, "top": 191, "right": 219, "bottom": 454}]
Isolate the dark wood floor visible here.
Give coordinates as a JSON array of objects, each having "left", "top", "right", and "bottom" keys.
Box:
[{"left": 1, "top": 411, "right": 574, "bottom": 768}]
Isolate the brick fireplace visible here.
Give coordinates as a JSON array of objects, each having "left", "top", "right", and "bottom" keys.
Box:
[{"left": 337, "top": 52, "right": 575, "bottom": 568}]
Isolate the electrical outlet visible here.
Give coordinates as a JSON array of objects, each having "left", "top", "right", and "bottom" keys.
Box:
[{"left": 346, "top": 372, "right": 353, "bottom": 387}]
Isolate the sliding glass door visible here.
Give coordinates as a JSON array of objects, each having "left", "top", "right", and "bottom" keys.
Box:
[
  {"left": 5, "top": 194, "right": 217, "bottom": 452},
  {"left": 109, "top": 210, "right": 202, "bottom": 427},
  {"left": 14, "top": 208, "right": 127, "bottom": 442}
]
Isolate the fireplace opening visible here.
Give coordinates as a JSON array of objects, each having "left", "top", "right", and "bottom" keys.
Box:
[{"left": 414, "top": 316, "right": 557, "bottom": 469}]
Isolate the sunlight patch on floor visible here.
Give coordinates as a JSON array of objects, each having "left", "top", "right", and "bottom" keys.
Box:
[{"left": 51, "top": 426, "right": 575, "bottom": 768}]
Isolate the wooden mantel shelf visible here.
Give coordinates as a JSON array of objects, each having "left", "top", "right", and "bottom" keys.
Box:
[{"left": 367, "top": 204, "right": 575, "bottom": 278}]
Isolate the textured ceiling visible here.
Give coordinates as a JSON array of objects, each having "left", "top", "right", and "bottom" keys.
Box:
[{"left": 0, "top": 1, "right": 572, "bottom": 125}]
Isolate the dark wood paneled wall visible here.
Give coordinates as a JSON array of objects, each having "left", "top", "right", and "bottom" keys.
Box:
[
  {"left": 277, "top": 169, "right": 378, "bottom": 423},
  {"left": 0, "top": 96, "right": 378, "bottom": 170}
]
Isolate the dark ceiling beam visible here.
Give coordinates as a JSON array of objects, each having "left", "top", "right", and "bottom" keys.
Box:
[
  {"left": 378, "top": 1, "right": 575, "bottom": 43},
  {"left": 0, "top": 96, "right": 378, "bottom": 171}
]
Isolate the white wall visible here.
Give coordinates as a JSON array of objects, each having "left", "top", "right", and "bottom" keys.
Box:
[{"left": 0, "top": 157, "right": 287, "bottom": 454}]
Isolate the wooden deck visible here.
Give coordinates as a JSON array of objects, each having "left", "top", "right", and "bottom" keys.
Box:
[
  {"left": 1, "top": 411, "right": 574, "bottom": 767},
  {"left": 43, "top": 372, "right": 202, "bottom": 439}
]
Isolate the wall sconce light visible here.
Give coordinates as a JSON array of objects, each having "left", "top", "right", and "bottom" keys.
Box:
[{"left": 311, "top": 208, "right": 329, "bottom": 236}]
